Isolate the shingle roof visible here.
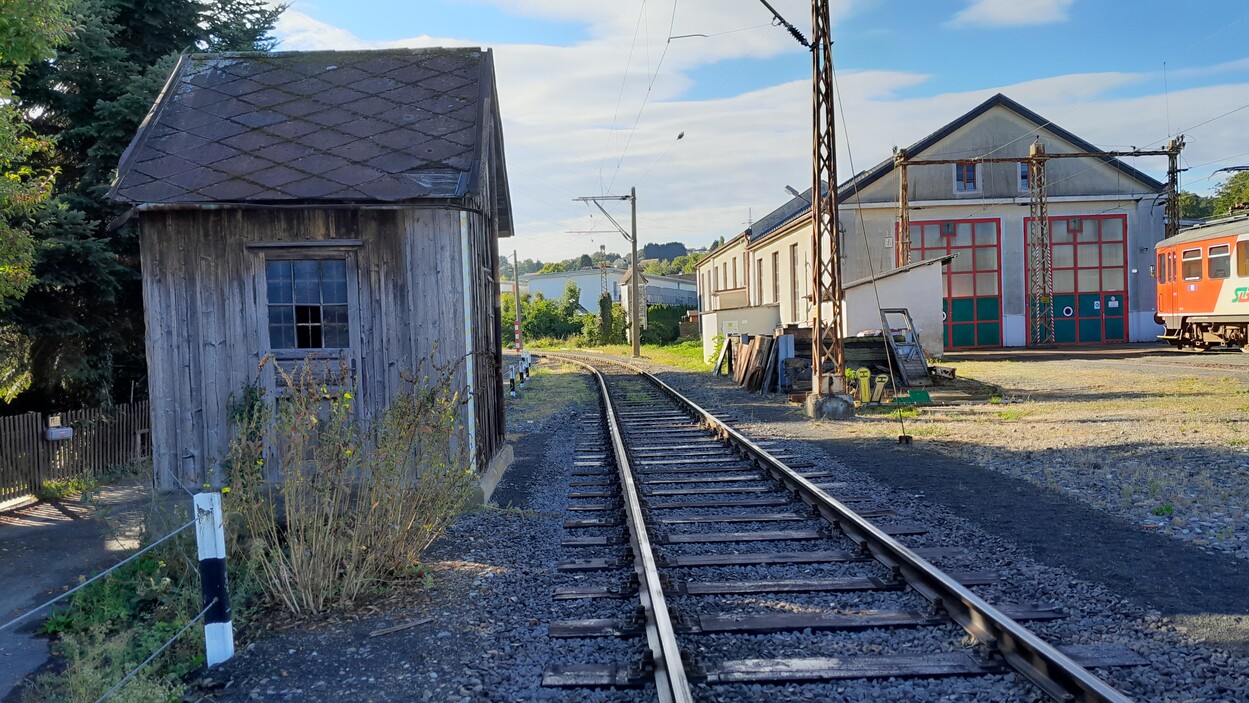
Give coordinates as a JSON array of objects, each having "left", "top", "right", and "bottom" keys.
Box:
[{"left": 109, "top": 48, "right": 500, "bottom": 205}]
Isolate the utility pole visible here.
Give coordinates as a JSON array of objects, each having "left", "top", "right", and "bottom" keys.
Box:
[
  {"left": 809, "top": 0, "right": 845, "bottom": 397},
  {"left": 895, "top": 147, "right": 910, "bottom": 266},
  {"left": 573, "top": 190, "right": 641, "bottom": 358},
  {"left": 512, "top": 250, "right": 522, "bottom": 352},
  {"left": 1027, "top": 142, "right": 1053, "bottom": 346},
  {"left": 1165, "top": 136, "right": 1186, "bottom": 240},
  {"left": 599, "top": 244, "right": 607, "bottom": 299}
]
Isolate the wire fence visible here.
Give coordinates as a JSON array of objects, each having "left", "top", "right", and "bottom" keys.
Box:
[{"left": 0, "top": 492, "right": 234, "bottom": 702}]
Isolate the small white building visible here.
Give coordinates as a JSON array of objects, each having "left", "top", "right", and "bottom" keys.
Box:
[
  {"left": 523, "top": 268, "right": 625, "bottom": 312},
  {"left": 619, "top": 269, "right": 699, "bottom": 314}
]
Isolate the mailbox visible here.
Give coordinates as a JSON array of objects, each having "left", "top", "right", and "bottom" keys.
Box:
[{"left": 45, "top": 426, "right": 74, "bottom": 441}]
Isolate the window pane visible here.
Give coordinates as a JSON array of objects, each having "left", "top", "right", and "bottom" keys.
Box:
[
  {"left": 295, "top": 305, "right": 321, "bottom": 325},
  {"left": 975, "top": 272, "right": 998, "bottom": 295},
  {"left": 1183, "top": 259, "right": 1201, "bottom": 280},
  {"left": 1101, "top": 218, "right": 1124, "bottom": 241},
  {"left": 1076, "top": 220, "right": 1098, "bottom": 242},
  {"left": 1239, "top": 242, "right": 1249, "bottom": 277},
  {"left": 954, "top": 223, "right": 973, "bottom": 247},
  {"left": 1078, "top": 269, "right": 1101, "bottom": 291},
  {"left": 1101, "top": 243, "right": 1124, "bottom": 267},
  {"left": 974, "top": 247, "right": 997, "bottom": 270},
  {"left": 1051, "top": 219, "right": 1071, "bottom": 244},
  {"left": 266, "top": 261, "right": 293, "bottom": 304},
  {"left": 323, "top": 305, "right": 349, "bottom": 348},
  {"left": 1209, "top": 254, "right": 1231, "bottom": 279},
  {"left": 1157, "top": 254, "right": 1167, "bottom": 283},
  {"left": 321, "top": 260, "right": 347, "bottom": 304},
  {"left": 1054, "top": 269, "right": 1075, "bottom": 293},
  {"left": 923, "top": 224, "right": 943, "bottom": 247},
  {"left": 950, "top": 274, "right": 975, "bottom": 297},
  {"left": 294, "top": 260, "right": 321, "bottom": 304},
  {"left": 1077, "top": 244, "right": 1100, "bottom": 267},
  {"left": 950, "top": 252, "right": 973, "bottom": 272},
  {"left": 1102, "top": 268, "right": 1125, "bottom": 291},
  {"left": 1053, "top": 244, "right": 1075, "bottom": 269},
  {"left": 974, "top": 222, "right": 997, "bottom": 245},
  {"left": 269, "top": 322, "right": 295, "bottom": 350}
]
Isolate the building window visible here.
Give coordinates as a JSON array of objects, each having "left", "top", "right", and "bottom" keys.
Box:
[
  {"left": 1018, "top": 163, "right": 1029, "bottom": 191},
  {"left": 789, "top": 243, "right": 799, "bottom": 316},
  {"left": 266, "top": 259, "right": 349, "bottom": 350},
  {"left": 955, "top": 162, "right": 978, "bottom": 192},
  {"left": 731, "top": 258, "right": 738, "bottom": 288},
  {"left": 755, "top": 258, "right": 764, "bottom": 304},
  {"left": 1181, "top": 248, "right": 1202, "bottom": 281},
  {"left": 771, "top": 251, "right": 780, "bottom": 304},
  {"left": 1209, "top": 244, "right": 1231, "bottom": 279}
]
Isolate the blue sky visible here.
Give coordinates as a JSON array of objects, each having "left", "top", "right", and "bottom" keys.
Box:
[{"left": 275, "top": 0, "right": 1249, "bottom": 260}]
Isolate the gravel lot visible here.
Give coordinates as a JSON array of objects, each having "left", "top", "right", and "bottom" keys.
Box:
[{"left": 851, "top": 345, "right": 1249, "bottom": 561}]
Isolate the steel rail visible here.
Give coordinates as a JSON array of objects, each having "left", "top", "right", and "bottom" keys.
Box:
[
  {"left": 558, "top": 354, "right": 695, "bottom": 703},
  {"left": 544, "top": 352, "right": 1133, "bottom": 703}
]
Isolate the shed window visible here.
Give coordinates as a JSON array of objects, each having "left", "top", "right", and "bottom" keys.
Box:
[
  {"left": 266, "top": 259, "right": 349, "bottom": 349},
  {"left": 955, "top": 162, "right": 978, "bottom": 192},
  {"left": 1181, "top": 248, "right": 1202, "bottom": 281},
  {"left": 1209, "top": 244, "right": 1231, "bottom": 279},
  {"left": 1239, "top": 241, "right": 1249, "bottom": 277}
]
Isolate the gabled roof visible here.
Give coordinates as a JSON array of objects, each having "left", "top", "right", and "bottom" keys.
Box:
[
  {"left": 841, "top": 92, "right": 1165, "bottom": 198},
  {"left": 108, "top": 48, "right": 511, "bottom": 221},
  {"left": 744, "top": 92, "right": 1165, "bottom": 245}
]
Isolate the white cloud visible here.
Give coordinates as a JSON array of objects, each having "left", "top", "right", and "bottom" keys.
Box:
[
  {"left": 948, "top": 0, "right": 1074, "bottom": 28},
  {"left": 271, "top": 3, "right": 1249, "bottom": 261}
]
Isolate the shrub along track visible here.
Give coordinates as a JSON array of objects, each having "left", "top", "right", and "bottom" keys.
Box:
[{"left": 540, "top": 353, "right": 1145, "bottom": 702}]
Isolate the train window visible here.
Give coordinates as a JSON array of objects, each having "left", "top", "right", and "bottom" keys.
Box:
[
  {"left": 1238, "top": 242, "right": 1249, "bottom": 277},
  {"left": 1157, "top": 254, "right": 1166, "bottom": 283},
  {"left": 1208, "top": 244, "right": 1231, "bottom": 279},
  {"left": 1181, "top": 248, "right": 1202, "bottom": 281}
]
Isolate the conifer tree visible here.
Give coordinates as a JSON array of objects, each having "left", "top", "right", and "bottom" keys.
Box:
[{"left": 2, "top": 0, "right": 283, "bottom": 409}]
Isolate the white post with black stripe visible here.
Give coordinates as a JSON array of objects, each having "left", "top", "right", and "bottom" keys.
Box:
[{"left": 194, "top": 492, "right": 233, "bottom": 667}]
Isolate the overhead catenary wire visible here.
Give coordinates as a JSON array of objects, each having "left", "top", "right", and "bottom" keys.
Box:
[
  {"left": 606, "top": 0, "right": 681, "bottom": 194},
  {"left": 829, "top": 49, "right": 908, "bottom": 437}
]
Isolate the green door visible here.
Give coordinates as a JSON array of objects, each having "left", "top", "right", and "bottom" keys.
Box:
[{"left": 1103, "top": 293, "right": 1126, "bottom": 342}]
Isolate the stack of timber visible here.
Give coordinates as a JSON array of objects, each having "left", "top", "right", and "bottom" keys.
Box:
[{"left": 729, "top": 335, "right": 777, "bottom": 393}]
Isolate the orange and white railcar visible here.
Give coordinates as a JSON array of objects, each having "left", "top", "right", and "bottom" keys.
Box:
[{"left": 1155, "top": 215, "right": 1249, "bottom": 350}]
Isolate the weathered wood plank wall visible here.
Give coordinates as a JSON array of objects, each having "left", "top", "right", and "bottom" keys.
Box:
[{"left": 141, "top": 205, "right": 506, "bottom": 492}]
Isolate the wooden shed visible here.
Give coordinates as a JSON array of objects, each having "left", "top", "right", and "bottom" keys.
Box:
[{"left": 107, "top": 48, "right": 512, "bottom": 495}]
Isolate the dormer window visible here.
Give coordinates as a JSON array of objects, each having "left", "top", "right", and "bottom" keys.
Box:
[{"left": 955, "top": 162, "right": 979, "bottom": 193}]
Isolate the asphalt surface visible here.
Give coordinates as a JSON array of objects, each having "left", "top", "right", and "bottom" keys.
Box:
[{"left": 0, "top": 478, "right": 149, "bottom": 701}]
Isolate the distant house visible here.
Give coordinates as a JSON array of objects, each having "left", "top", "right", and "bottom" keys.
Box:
[
  {"left": 499, "top": 279, "right": 529, "bottom": 300},
  {"left": 108, "top": 48, "right": 513, "bottom": 496},
  {"left": 619, "top": 269, "right": 698, "bottom": 313},
  {"left": 696, "top": 93, "right": 1167, "bottom": 352},
  {"left": 523, "top": 268, "right": 625, "bottom": 312}
]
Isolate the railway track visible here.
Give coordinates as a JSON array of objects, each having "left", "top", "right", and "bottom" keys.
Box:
[{"left": 540, "top": 353, "right": 1145, "bottom": 702}]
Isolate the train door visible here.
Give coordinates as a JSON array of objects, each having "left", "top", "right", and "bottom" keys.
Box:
[
  {"left": 1034, "top": 215, "right": 1128, "bottom": 344},
  {"left": 1155, "top": 247, "right": 1175, "bottom": 327}
]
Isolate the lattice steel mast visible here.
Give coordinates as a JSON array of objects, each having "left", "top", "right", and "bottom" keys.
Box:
[{"left": 809, "top": 0, "right": 844, "bottom": 395}]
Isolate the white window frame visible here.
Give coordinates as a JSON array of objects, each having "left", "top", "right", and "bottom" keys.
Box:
[
  {"left": 1018, "top": 162, "right": 1029, "bottom": 192},
  {"left": 1181, "top": 248, "right": 1203, "bottom": 281}
]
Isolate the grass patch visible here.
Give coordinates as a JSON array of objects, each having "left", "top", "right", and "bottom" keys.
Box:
[
  {"left": 26, "top": 503, "right": 264, "bottom": 703},
  {"left": 996, "top": 409, "right": 1026, "bottom": 421},
  {"left": 858, "top": 404, "right": 923, "bottom": 419},
  {"left": 35, "top": 476, "right": 98, "bottom": 501},
  {"left": 506, "top": 362, "right": 597, "bottom": 425},
  {"left": 529, "top": 339, "right": 709, "bottom": 372}
]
